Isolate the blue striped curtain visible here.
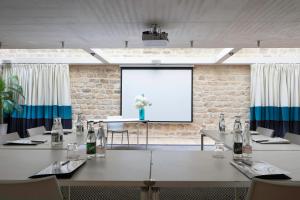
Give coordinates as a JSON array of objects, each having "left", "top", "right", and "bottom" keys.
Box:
[
  {"left": 250, "top": 64, "right": 300, "bottom": 137},
  {"left": 2, "top": 64, "right": 72, "bottom": 137}
]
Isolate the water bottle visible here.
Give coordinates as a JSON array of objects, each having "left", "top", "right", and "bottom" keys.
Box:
[
  {"left": 96, "top": 124, "right": 107, "bottom": 158},
  {"left": 86, "top": 123, "right": 96, "bottom": 158},
  {"left": 233, "top": 116, "right": 243, "bottom": 160},
  {"left": 242, "top": 120, "right": 252, "bottom": 159},
  {"left": 51, "top": 119, "right": 59, "bottom": 146},
  {"left": 76, "top": 113, "right": 84, "bottom": 136},
  {"left": 218, "top": 113, "right": 226, "bottom": 134},
  {"left": 56, "top": 118, "right": 64, "bottom": 144},
  {"left": 51, "top": 118, "right": 63, "bottom": 146}
]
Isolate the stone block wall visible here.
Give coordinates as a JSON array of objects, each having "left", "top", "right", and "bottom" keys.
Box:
[
  {"left": 70, "top": 65, "right": 120, "bottom": 118},
  {"left": 70, "top": 64, "right": 250, "bottom": 137}
]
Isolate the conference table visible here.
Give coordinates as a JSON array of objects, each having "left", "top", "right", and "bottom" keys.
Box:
[
  {"left": 1, "top": 148, "right": 300, "bottom": 199},
  {"left": 201, "top": 130, "right": 300, "bottom": 151},
  {"left": 87, "top": 118, "right": 150, "bottom": 149},
  {"left": 0, "top": 149, "right": 151, "bottom": 186},
  {"left": 0, "top": 149, "right": 151, "bottom": 200},
  {"left": 0, "top": 133, "right": 86, "bottom": 150},
  {"left": 2, "top": 131, "right": 300, "bottom": 200},
  {"left": 149, "top": 150, "right": 300, "bottom": 200}
]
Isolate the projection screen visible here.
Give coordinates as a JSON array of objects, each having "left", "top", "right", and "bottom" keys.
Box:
[{"left": 121, "top": 67, "right": 193, "bottom": 122}]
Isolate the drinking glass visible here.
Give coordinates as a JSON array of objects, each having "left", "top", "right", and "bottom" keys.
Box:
[
  {"left": 52, "top": 161, "right": 61, "bottom": 173},
  {"left": 213, "top": 142, "right": 225, "bottom": 158},
  {"left": 67, "top": 143, "right": 80, "bottom": 160}
]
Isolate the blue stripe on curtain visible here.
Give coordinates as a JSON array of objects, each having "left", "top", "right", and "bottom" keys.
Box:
[
  {"left": 250, "top": 106, "right": 300, "bottom": 137},
  {"left": 6, "top": 105, "right": 72, "bottom": 137},
  {"left": 11, "top": 105, "right": 72, "bottom": 119},
  {"left": 7, "top": 105, "right": 72, "bottom": 137},
  {"left": 250, "top": 107, "right": 300, "bottom": 121}
]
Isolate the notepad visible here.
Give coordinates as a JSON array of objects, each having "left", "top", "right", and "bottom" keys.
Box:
[
  {"left": 258, "top": 138, "right": 290, "bottom": 144},
  {"left": 252, "top": 135, "right": 290, "bottom": 144},
  {"left": 252, "top": 135, "right": 271, "bottom": 142},
  {"left": 250, "top": 131, "right": 259, "bottom": 135},
  {"left": 30, "top": 159, "right": 86, "bottom": 179},
  {"left": 231, "top": 160, "right": 291, "bottom": 179},
  {"left": 4, "top": 139, "right": 47, "bottom": 145},
  {"left": 44, "top": 129, "right": 73, "bottom": 135}
]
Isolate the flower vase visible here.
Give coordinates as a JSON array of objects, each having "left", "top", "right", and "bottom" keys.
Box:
[{"left": 139, "top": 108, "right": 145, "bottom": 120}]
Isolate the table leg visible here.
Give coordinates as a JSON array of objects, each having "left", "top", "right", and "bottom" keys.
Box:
[
  {"left": 140, "top": 187, "right": 149, "bottom": 200},
  {"left": 151, "top": 187, "right": 160, "bottom": 200},
  {"left": 68, "top": 185, "right": 71, "bottom": 200},
  {"left": 201, "top": 133, "right": 206, "bottom": 151},
  {"left": 146, "top": 122, "right": 149, "bottom": 150}
]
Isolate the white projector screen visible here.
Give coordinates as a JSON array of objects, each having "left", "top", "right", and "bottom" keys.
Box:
[{"left": 121, "top": 67, "right": 193, "bottom": 122}]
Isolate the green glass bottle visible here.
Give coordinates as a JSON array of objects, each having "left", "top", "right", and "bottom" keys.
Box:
[{"left": 86, "top": 123, "right": 96, "bottom": 157}]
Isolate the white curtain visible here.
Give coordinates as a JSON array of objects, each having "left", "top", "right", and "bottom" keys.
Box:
[
  {"left": 2, "top": 64, "right": 71, "bottom": 106},
  {"left": 1, "top": 64, "right": 72, "bottom": 137},
  {"left": 251, "top": 64, "right": 300, "bottom": 136}
]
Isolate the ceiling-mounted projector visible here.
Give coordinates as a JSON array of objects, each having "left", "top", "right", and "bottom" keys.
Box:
[{"left": 142, "top": 24, "right": 169, "bottom": 47}]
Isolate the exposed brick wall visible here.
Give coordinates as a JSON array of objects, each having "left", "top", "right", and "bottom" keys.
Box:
[
  {"left": 70, "top": 64, "right": 250, "bottom": 136},
  {"left": 70, "top": 65, "right": 120, "bottom": 119}
]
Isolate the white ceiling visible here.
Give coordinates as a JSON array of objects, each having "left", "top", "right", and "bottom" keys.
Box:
[{"left": 1, "top": 0, "right": 300, "bottom": 48}]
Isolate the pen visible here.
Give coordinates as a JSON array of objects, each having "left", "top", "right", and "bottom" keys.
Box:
[{"left": 61, "top": 160, "right": 70, "bottom": 166}]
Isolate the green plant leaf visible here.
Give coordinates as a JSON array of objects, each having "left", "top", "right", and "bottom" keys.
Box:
[
  {"left": 3, "top": 99, "right": 14, "bottom": 114},
  {"left": 0, "top": 78, "right": 5, "bottom": 92},
  {"left": 7, "top": 86, "right": 24, "bottom": 98},
  {"left": 0, "top": 75, "right": 24, "bottom": 120}
]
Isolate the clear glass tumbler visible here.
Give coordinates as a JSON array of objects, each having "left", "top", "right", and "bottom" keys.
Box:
[
  {"left": 67, "top": 143, "right": 80, "bottom": 160},
  {"left": 213, "top": 141, "right": 225, "bottom": 158}
]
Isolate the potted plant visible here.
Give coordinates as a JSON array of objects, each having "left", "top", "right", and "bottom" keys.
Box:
[
  {"left": 135, "top": 94, "right": 152, "bottom": 120},
  {"left": 0, "top": 75, "right": 24, "bottom": 135}
]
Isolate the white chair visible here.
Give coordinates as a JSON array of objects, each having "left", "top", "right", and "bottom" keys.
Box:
[
  {"left": 0, "top": 132, "right": 19, "bottom": 145},
  {"left": 246, "top": 178, "right": 300, "bottom": 200},
  {"left": 284, "top": 132, "right": 300, "bottom": 145},
  {"left": 26, "top": 126, "right": 46, "bottom": 137},
  {"left": 256, "top": 127, "right": 274, "bottom": 137},
  {"left": 107, "top": 116, "right": 129, "bottom": 148},
  {"left": 0, "top": 176, "right": 63, "bottom": 200}
]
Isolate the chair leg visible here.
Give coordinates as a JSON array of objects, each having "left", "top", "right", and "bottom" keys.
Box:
[
  {"left": 111, "top": 132, "right": 113, "bottom": 149},
  {"left": 137, "top": 125, "right": 140, "bottom": 144},
  {"left": 127, "top": 131, "right": 129, "bottom": 146},
  {"left": 121, "top": 133, "right": 124, "bottom": 144}
]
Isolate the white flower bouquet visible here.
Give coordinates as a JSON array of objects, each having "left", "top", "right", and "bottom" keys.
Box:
[{"left": 135, "top": 94, "right": 152, "bottom": 109}]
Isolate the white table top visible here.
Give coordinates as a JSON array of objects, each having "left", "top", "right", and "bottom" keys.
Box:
[
  {"left": 1, "top": 148, "right": 300, "bottom": 187},
  {"left": 252, "top": 151, "right": 300, "bottom": 181},
  {"left": 151, "top": 150, "right": 300, "bottom": 187},
  {"left": 151, "top": 151, "right": 250, "bottom": 187},
  {"left": 0, "top": 133, "right": 86, "bottom": 150},
  {"left": 0, "top": 149, "right": 151, "bottom": 187},
  {"left": 202, "top": 130, "right": 300, "bottom": 151}
]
